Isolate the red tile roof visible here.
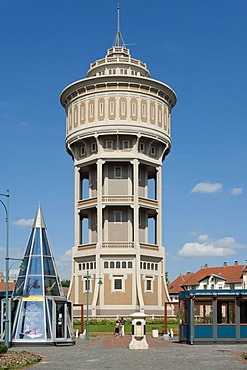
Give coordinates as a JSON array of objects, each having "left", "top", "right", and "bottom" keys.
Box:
[
  {"left": 0, "top": 281, "right": 15, "bottom": 293},
  {"left": 168, "top": 273, "right": 194, "bottom": 294},
  {"left": 181, "top": 264, "right": 245, "bottom": 287}
]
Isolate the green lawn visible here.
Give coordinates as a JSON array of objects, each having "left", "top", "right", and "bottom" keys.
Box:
[{"left": 74, "top": 322, "right": 178, "bottom": 334}]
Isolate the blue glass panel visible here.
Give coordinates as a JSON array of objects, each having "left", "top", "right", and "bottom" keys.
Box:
[
  {"left": 44, "top": 277, "right": 60, "bottom": 296},
  {"left": 24, "top": 277, "right": 43, "bottom": 296},
  {"left": 29, "top": 257, "right": 42, "bottom": 275},
  {"left": 13, "top": 277, "right": 25, "bottom": 296},
  {"left": 42, "top": 229, "right": 51, "bottom": 256},
  {"left": 25, "top": 229, "right": 34, "bottom": 256},
  {"left": 240, "top": 325, "right": 247, "bottom": 339},
  {"left": 16, "top": 300, "right": 44, "bottom": 340},
  {"left": 217, "top": 325, "right": 236, "bottom": 338},
  {"left": 32, "top": 230, "right": 41, "bottom": 255},
  {"left": 43, "top": 257, "right": 55, "bottom": 276},
  {"left": 194, "top": 325, "right": 213, "bottom": 339}
]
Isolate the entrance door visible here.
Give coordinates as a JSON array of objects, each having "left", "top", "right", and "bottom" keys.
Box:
[{"left": 55, "top": 302, "right": 65, "bottom": 340}]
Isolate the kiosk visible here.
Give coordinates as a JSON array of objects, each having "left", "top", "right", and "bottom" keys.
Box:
[{"left": 179, "top": 289, "right": 247, "bottom": 344}]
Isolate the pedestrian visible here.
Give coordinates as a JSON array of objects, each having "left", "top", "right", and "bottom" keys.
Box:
[
  {"left": 120, "top": 317, "right": 125, "bottom": 336},
  {"left": 114, "top": 320, "right": 120, "bottom": 338}
]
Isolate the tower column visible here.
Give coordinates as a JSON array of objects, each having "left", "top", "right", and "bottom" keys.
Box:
[{"left": 156, "top": 165, "right": 162, "bottom": 247}]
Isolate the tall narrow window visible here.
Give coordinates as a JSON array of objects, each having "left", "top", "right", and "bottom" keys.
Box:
[
  {"left": 81, "top": 105, "right": 85, "bottom": 120},
  {"left": 140, "top": 142, "right": 145, "bottom": 153},
  {"left": 84, "top": 279, "right": 91, "bottom": 292},
  {"left": 150, "top": 145, "right": 156, "bottom": 156},
  {"left": 131, "top": 103, "right": 136, "bottom": 116},
  {"left": 142, "top": 104, "right": 146, "bottom": 117},
  {"left": 121, "top": 102, "right": 125, "bottom": 115},
  {"left": 91, "top": 142, "right": 96, "bottom": 153},
  {"left": 114, "top": 166, "right": 122, "bottom": 178},
  {"left": 80, "top": 145, "right": 86, "bottom": 156},
  {"left": 89, "top": 104, "right": 93, "bottom": 117},
  {"left": 114, "top": 211, "right": 122, "bottom": 223},
  {"left": 110, "top": 102, "right": 114, "bottom": 115},
  {"left": 146, "top": 279, "right": 152, "bottom": 292}
]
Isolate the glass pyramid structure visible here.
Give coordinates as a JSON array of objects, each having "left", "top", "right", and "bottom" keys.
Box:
[
  {"left": 9, "top": 205, "right": 74, "bottom": 345},
  {"left": 13, "top": 205, "right": 63, "bottom": 300}
]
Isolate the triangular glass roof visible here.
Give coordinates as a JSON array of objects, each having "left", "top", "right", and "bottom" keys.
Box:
[{"left": 13, "top": 204, "right": 63, "bottom": 298}]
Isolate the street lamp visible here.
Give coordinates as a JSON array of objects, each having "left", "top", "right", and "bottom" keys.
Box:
[
  {"left": 0, "top": 190, "right": 10, "bottom": 347},
  {"left": 85, "top": 271, "right": 103, "bottom": 340}
]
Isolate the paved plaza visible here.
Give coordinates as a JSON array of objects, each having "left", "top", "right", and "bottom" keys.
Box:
[{"left": 9, "top": 334, "right": 247, "bottom": 370}]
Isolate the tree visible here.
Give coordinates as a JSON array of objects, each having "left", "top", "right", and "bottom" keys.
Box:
[{"left": 61, "top": 279, "right": 70, "bottom": 287}]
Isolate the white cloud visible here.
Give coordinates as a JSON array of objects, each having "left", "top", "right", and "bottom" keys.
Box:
[
  {"left": 59, "top": 249, "right": 72, "bottom": 262},
  {"left": 13, "top": 218, "right": 34, "bottom": 227},
  {"left": 191, "top": 182, "right": 223, "bottom": 194},
  {"left": 230, "top": 187, "right": 243, "bottom": 196},
  {"left": 178, "top": 242, "right": 234, "bottom": 257},
  {"left": 178, "top": 234, "right": 241, "bottom": 258},
  {"left": 197, "top": 234, "right": 209, "bottom": 242},
  {"left": 56, "top": 249, "right": 72, "bottom": 279}
]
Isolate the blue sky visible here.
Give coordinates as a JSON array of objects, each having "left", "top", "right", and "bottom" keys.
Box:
[{"left": 0, "top": 0, "right": 246, "bottom": 282}]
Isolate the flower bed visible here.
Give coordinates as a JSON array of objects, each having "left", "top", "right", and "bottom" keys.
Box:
[{"left": 0, "top": 350, "right": 42, "bottom": 369}]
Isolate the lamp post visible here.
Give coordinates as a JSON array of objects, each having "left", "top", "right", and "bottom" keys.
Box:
[
  {"left": 0, "top": 190, "right": 10, "bottom": 347},
  {"left": 85, "top": 270, "right": 90, "bottom": 341},
  {"left": 85, "top": 271, "right": 103, "bottom": 340}
]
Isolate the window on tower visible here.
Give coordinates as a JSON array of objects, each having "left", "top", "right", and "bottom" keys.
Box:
[
  {"left": 140, "top": 142, "right": 145, "bottom": 153},
  {"left": 114, "top": 211, "right": 122, "bottom": 223},
  {"left": 122, "top": 140, "right": 130, "bottom": 149},
  {"left": 91, "top": 142, "right": 97, "bottom": 153},
  {"left": 150, "top": 145, "right": 156, "bottom": 157},
  {"left": 114, "top": 278, "right": 123, "bottom": 291},
  {"left": 146, "top": 279, "right": 152, "bottom": 292},
  {"left": 105, "top": 140, "right": 113, "bottom": 149},
  {"left": 114, "top": 166, "right": 122, "bottom": 178},
  {"left": 80, "top": 145, "right": 86, "bottom": 156},
  {"left": 84, "top": 279, "right": 91, "bottom": 292}
]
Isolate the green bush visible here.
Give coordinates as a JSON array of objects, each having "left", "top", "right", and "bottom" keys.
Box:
[
  {"left": 0, "top": 344, "right": 8, "bottom": 355},
  {"left": 73, "top": 317, "right": 178, "bottom": 326}
]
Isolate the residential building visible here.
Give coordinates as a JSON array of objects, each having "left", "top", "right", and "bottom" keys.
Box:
[{"left": 168, "top": 261, "right": 247, "bottom": 302}]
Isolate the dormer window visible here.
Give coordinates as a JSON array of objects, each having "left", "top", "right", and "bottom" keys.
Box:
[
  {"left": 150, "top": 145, "right": 156, "bottom": 156},
  {"left": 122, "top": 140, "right": 130, "bottom": 149},
  {"left": 91, "top": 142, "right": 96, "bottom": 153},
  {"left": 105, "top": 140, "right": 113, "bottom": 149},
  {"left": 80, "top": 145, "right": 86, "bottom": 156},
  {"left": 140, "top": 142, "right": 145, "bottom": 153}
]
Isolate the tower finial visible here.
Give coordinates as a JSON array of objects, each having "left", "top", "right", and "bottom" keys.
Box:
[{"left": 113, "top": 3, "right": 125, "bottom": 47}]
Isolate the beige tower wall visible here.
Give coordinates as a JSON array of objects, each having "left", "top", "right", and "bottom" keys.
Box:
[{"left": 61, "top": 45, "right": 176, "bottom": 316}]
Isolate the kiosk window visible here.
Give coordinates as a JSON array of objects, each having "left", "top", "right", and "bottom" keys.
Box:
[
  {"left": 194, "top": 301, "right": 212, "bottom": 324},
  {"left": 217, "top": 301, "right": 235, "bottom": 324}
]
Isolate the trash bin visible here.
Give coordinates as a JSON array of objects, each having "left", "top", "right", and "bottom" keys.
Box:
[
  {"left": 152, "top": 327, "right": 159, "bottom": 338},
  {"left": 163, "top": 333, "right": 169, "bottom": 340}
]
